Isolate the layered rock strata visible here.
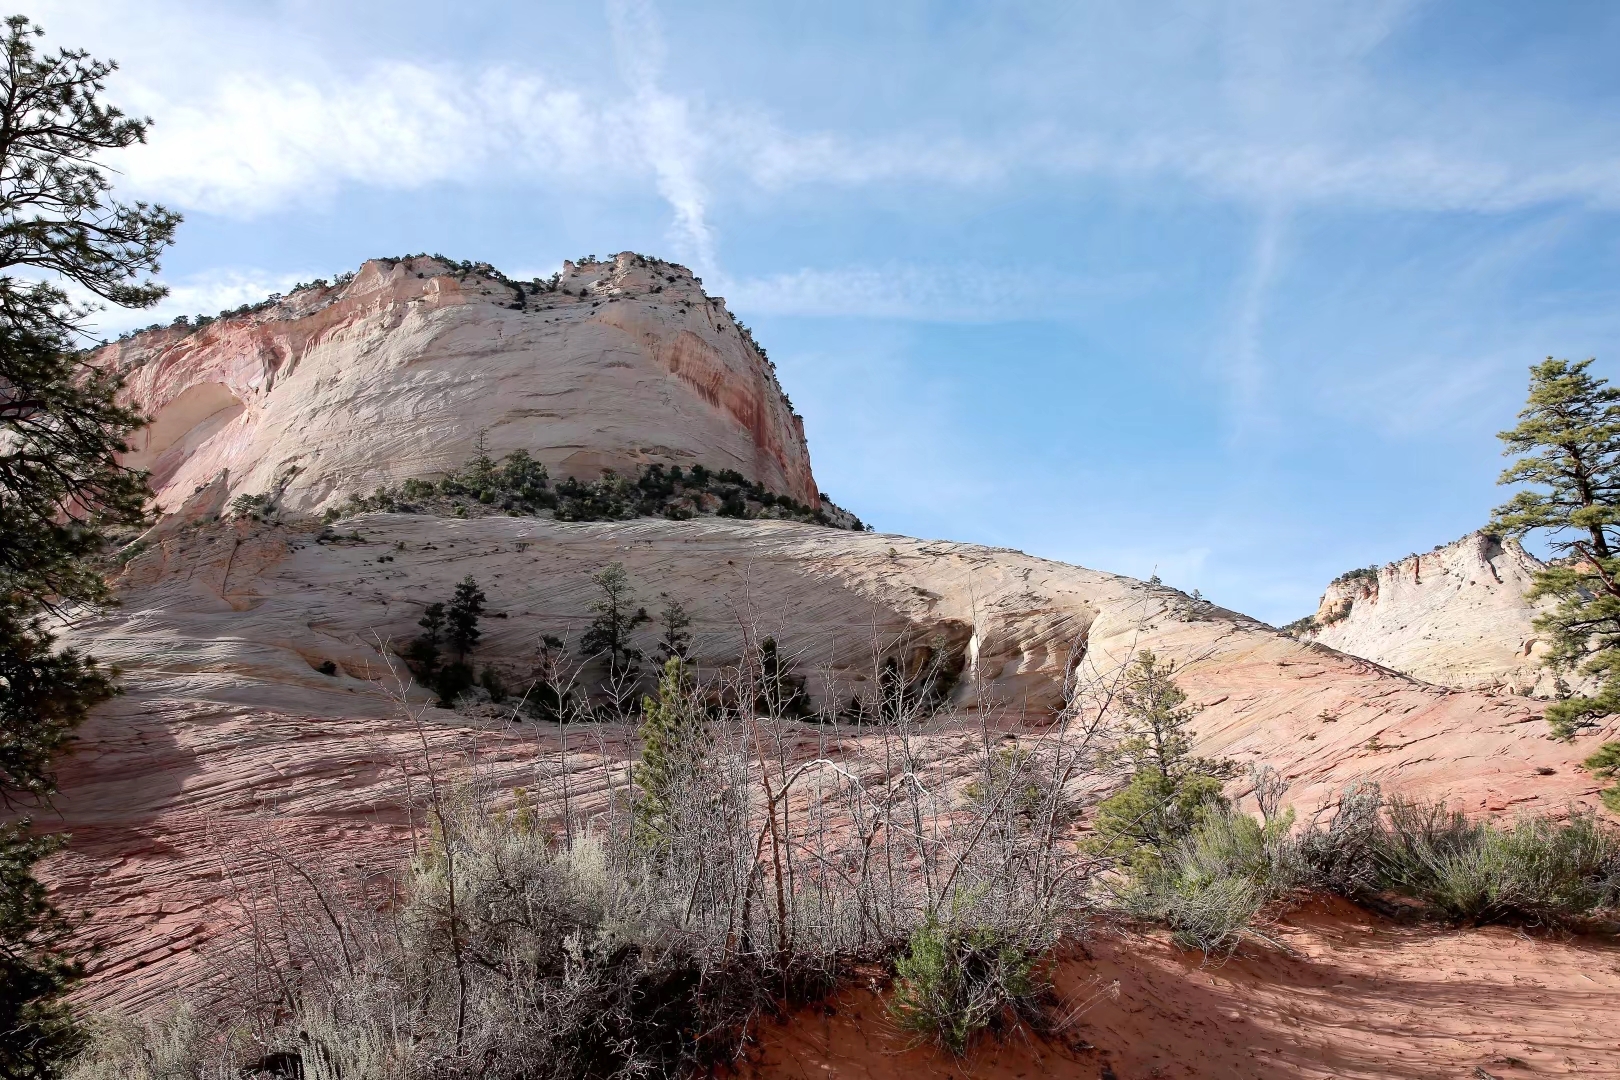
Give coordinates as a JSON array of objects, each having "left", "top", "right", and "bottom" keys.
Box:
[
  {"left": 49, "top": 514, "right": 1616, "bottom": 1013},
  {"left": 98, "top": 253, "right": 821, "bottom": 514}
]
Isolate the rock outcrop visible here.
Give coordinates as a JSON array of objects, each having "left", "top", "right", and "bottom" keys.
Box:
[
  {"left": 98, "top": 253, "right": 821, "bottom": 515},
  {"left": 52, "top": 514, "right": 1617, "bottom": 1012},
  {"left": 1298, "top": 531, "right": 1565, "bottom": 694}
]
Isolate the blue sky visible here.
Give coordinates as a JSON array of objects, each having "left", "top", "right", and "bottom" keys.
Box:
[{"left": 41, "top": 1, "right": 1620, "bottom": 624}]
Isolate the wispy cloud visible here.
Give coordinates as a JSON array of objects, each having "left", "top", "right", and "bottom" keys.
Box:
[
  {"left": 607, "top": 0, "right": 716, "bottom": 275},
  {"left": 62, "top": 0, "right": 1620, "bottom": 258},
  {"left": 721, "top": 263, "right": 1155, "bottom": 322},
  {"left": 1222, "top": 202, "right": 1289, "bottom": 437}
]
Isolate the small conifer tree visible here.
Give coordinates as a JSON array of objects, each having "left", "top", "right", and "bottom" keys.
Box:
[
  {"left": 1088, "top": 651, "right": 1231, "bottom": 867},
  {"left": 445, "top": 578, "right": 486, "bottom": 660},
  {"left": 633, "top": 657, "right": 708, "bottom": 848},
  {"left": 408, "top": 601, "right": 446, "bottom": 675},
  {"left": 579, "top": 563, "right": 650, "bottom": 693},
  {"left": 655, "top": 593, "right": 692, "bottom": 663}
]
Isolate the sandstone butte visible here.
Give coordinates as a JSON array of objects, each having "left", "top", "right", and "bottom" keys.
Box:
[
  {"left": 1297, "top": 530, "right": 1584, "bottom": 696},
  {"left": 98, "top": 252, "right": 821, "bottom": 515},
  {"left": 32, "top": 253, "right": 1620, "bottom": 1077}
]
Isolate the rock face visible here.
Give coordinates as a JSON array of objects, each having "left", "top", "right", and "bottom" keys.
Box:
[
  {"left": 51, "top": 514, "right": 1616, "bottom": 1012},
  {"left": 1298, "top": 531, "right": 1564, "bottom": 694},
  {"left": 42, "top": 254, "right": 1619, "bottom": 1048},
  {"left": 98, "top": 253, "right": 821, "bottom": 514}
]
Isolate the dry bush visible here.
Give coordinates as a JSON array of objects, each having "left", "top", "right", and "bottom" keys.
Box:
[{"left": 72, "top": 614, "right": 1148, "bottom": 1075}]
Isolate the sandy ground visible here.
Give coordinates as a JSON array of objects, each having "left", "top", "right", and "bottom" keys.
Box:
[{"left": 745, "top": 897, "right": 1620, "bottom": 1079}]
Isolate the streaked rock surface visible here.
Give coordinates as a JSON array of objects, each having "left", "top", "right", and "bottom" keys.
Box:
[
  {"left": 97, "top": 252, "right": 821, "bottom": 514},
  {"left": 53, "top": 514, "right": 1615, "bottom": 1012}
]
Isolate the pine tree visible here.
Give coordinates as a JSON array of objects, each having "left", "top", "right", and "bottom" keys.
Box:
[
  {"left": 445, "top": 578, "right": 485, "bottom": 660},
  {"left": 633, "top": 657, "right": 708, "bottom": 848},
  {"left": 1089, "top": 651, "right": 1231, "bottom": 865},
  {"left": 408, "top": 601, "right": 445, "bottom": 675},
  {"left": 0, "top": 17, "right": 178, "bottom": 1074},
  {"left": 579, "top": 563, "right": 650, "bottom": 687},
  {"left": 1491, "top": 359, "right": 1620, "bottom": 739},
  {"left": 654, "top": 593, "right": 691, "bottom": 663}
]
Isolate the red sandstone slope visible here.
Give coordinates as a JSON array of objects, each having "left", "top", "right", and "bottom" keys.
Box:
[
  {"left": 749, "top": 897, "right": 1620, "bottom": 1078},
  {"left": 48, "top": 512, "right": 1617, "bottom": 1013}
]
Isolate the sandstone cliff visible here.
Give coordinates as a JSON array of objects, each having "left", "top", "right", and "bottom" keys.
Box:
[
  {"left": 98, "top": 252, "right": 822, "bottom": 514},
  {"left": 1297, "top": 531, "right": 1569, "bottom": 694}
]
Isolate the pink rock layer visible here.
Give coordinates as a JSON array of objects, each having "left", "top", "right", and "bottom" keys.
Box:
[{"left": 95, "top": 253, "right": 821, "bottom": 514}]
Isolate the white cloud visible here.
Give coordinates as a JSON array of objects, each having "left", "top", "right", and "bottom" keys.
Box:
[
  {"left": 48, "top": 0, "right": 1620, "bottom": 249},
  {"left": 607, "top": 0, "right": 717, "bottom": 275},
  {"left": 119, "top": 64, "right": 616, "bottom": 216}
]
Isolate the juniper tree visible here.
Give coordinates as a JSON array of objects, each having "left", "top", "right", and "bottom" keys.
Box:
[
  {"left": 1491, "top": 359, "right": 1620, "bottom": 740},
  {"left": 0, "top": 16, "right": 179, "bottom": 1076},
  {"left": 579, "top": 563, "right": 649, "bottom": 692}
]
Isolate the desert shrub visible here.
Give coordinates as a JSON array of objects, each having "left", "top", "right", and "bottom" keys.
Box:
[
  {"left": 74, "top": 621, "right": 1136, "bottom": 1071},
  {"left": 478, "top": 667, "right": 506, "bottom": 703},
  {"left": 888, "top": 914, "right": 1040, "bottom": 1056},
  {"left": 1370, "top": 798, "right": 1620, "bottom": 921},
  {"left": 1293, "top": 780, "right": 1385, "bottom": 896},
  {"left": 1286, "top": 784, "right": 1620, "bottom": 924},
  {"left": 433, "top": 661, "right": 474, "bottom": 706},
  {"left": 66, "top": 1004, "right": 244, "bottom": 1080},
  {"left": 1125, "top": 806, "right": 1299, "bottom": 955}
]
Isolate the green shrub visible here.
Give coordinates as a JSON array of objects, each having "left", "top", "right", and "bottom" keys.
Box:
[
  {"left": 1373, "top": 798, "right": 1620, "bottom": 921},
  {"left": 888, "top": 914, "right": 1039, "bottom": 1056},
  {"left": 325, "top": 448, "right": 867, "bottom": 530},
  {"left": 1126, "top": 807, "right": 1298, "bottom": 955},
  {"left": 434, "top": 661, "right": 473, "bottom": 706}
]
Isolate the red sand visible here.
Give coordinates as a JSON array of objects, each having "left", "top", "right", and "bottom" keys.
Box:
[{"left": 746, "top": 897, "right": 1620, "bottom": 1079}]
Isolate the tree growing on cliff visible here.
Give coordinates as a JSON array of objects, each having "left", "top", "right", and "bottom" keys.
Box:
[
  {"left": 0, "top": 16, "right": 179, "bottom": 1075},
  {"left": 579, "top": 563, "right": 649, "bottom": 710},
  {"left": 654, "top": 593, "right": 691, "bottom": 664},
  {"left": 445, "top": 578, "right": 486, "bottom": 660},
  {"left": 408, "top": 602, "right": 445, "bottom": 676},
  {"left": 1491, "top": 359, "right": 1620, "bottom": 742}
]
